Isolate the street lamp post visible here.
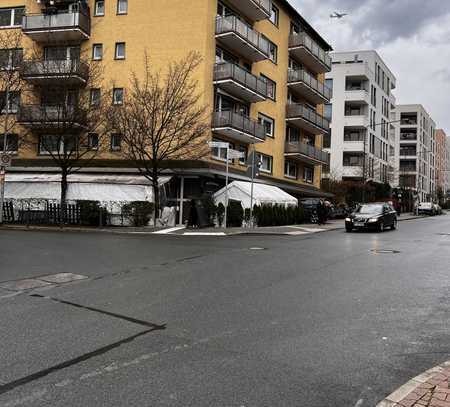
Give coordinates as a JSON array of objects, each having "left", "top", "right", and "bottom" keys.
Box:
[{"left": 0, "top": 84, "right": 10, "bottom": 225}]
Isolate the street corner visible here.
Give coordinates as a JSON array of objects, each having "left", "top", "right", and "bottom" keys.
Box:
[{"left": 377, "top": 361, "right": 450, "bottom": 407}]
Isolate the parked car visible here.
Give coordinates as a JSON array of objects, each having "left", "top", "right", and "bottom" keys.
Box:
[
  {"left": 433, "top": 204, "right": 442, "bottom": 215},
  {"left": 345, "top": 202, "right": 398, "bottom": 233},
  {"left": 417, "top": 202, "right": 436, "bottom": 216}
]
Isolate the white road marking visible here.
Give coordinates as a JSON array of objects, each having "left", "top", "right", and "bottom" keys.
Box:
[
  {"left": 183, "top": 232, "right": 226, "bottom": 236},
  {"left": 286, "top": 231, "right": 309, "bottom": 235},
  {"left": 296, "top": 227, "right": 326, "bottom": 233},
  {"left": 353, "top": 399, "right": 365, "bottom": 407},
  {"left": 153, "top": 226, "right": 186, "bottom": 234}
]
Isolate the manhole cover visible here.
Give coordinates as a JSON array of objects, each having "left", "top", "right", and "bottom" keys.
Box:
[
  {"left": 39, "top": 273, "right": 88, "bottom": 284},
  {"left": 249, "top": 247, "right": 266, "bottom": 251},
  {"left": 437, "top": 233, "right": 450, "bottom": 236},
  {"left": 370, "top": 249, "right": 400, "bottom": 254}
]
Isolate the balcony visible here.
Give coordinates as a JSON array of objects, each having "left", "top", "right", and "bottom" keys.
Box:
[
  {"left": 343, "top": 141, "right": 365, "bottom": 153},
  {"left": 22, "top": 11, "right": 90, "bottom": 43},
  {"left": 215, "top": 16, "right": 269, "bottom": 62},
  {"left": 343, "top": 115, "right": 369, "bottom": 128},
  {"left": 286, "top": 104, "right": 329, "bottom": 135},
  {"left": 20, "top": 59, "right": 89, "bottom": 86},
  {"left": 214, "top": 63, "right": 268, "bottom": 103},
  {"left": 288, "top": 32, "right": 331, "bottom": 74},
  {"left": 285, "top": 142, "right": 329, "bottom": 165},
  {"left": 287, "top": 69, "right": 331, "bottom": 104},
  {"left": 212, "top": 111, "right": 266, "bottom": 144},
  {"left": 223, "top": 0, "right": 271, "bottom": 21},
  {"left": 400, "top": 132, "right": 418, "bottom": 142},
  {"left": 18, "top": 105, "right": 87, "bottom": 131},
  {"left": 344, "top": 89, "right": 369, "bottom": 104},
  {"left": 342, "top": 166, "right": 364, "bottom": 179}
]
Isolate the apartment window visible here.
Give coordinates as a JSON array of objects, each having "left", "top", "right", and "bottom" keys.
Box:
[
  {"left": 111, "top": 134, "right": 122, "bottom": 151},
  {"left": 258, "top": 113, "right": 275, "bottom": 138},
  {"left": 117, "top": 0, "right": 128, "bottom": 14},
  {"left": 211, "top": 139, "right": 232, "bottom": 162},
  {"left": 0, "top": 7, "right": 24, "bottom": 28},
  {"left": 115, "top": 42, "right": 126, "bottom": 59},
  {"left": 260, "top": 74, "right": 276, "bottom": 100},
  {"left": 90, "top": 88, "right": 101, "bottom": 106},
  {"left": 87, "top": 133, "right": 99, "bottom": 149},
  {"left": 0, "top": 48, "right": 23, "bottom": 70},
  {"left": 303, "top": 166, "right": 314, "bottom": 183},
  {"left": 238, "top": 145, "right": 247, "bottom": 165},
  {"left": 39, "top": 135, "right": 61, "bottom": 155},
  {"left": 0, "top": 134, "right": 18, "bottom": 152},
  {"left": 113, "top": 88, "right": 124, "bottom": 105},
  {"left": 0, "top": 91, "right": 20, "bottom": 113},
  {"left": 269, "top": 4, "right": 279, "bottom": 26},
  {"left": 284, "top": 160, "right": 297, "bottom": 179},
  {"left": 92, "top": 44, "right": 103, "bottom": 60},
  {"left": 257, "top": 153, "right": 273, "bottom": 173},
  {"left": 94, "top": 0, "right": 105, "bottom": 16},
  {"left": 343, "top": 154, "right": 363, "bottom": 167},
  {"left": 267, "top": 40, "right": 278, "bottom": 64}
]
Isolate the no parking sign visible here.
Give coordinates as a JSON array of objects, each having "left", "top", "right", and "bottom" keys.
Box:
[{"left": 0, "top": 153, "right": 12, "bottom": 168}]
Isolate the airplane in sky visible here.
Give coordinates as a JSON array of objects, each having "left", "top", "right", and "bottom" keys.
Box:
[{"left": 330, "top": 11, "right": 348, "bottom": 19}]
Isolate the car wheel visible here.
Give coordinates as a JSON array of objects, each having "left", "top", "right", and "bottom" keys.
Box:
[
  {"left": 345, "top": 226, "right": 352, "bottom": 233},
  {"left": 391, "top": 219, "right": 397, "bottom": 230},
  {"left": 378, "top": 221, "right": 384, "bottom": 233}
]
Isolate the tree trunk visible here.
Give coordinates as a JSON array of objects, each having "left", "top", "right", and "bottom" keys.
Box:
[
  {"left": 60, "top": 168, "right": 68, "bottom": 226},
  {"left": 152, "top": 169, "right": 159, "bottom": 225}
]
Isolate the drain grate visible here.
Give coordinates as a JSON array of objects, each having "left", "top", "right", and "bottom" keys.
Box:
[{"left": 370, "top": 249, "right": 401, "bottom": 254}]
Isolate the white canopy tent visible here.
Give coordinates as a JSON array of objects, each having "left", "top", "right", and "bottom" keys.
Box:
[
  {"left": 213, "top": 181, "right": 298, "bottom": 209},
  {"left": 4, "top": 173, "right": 172, "bottom": 203}
]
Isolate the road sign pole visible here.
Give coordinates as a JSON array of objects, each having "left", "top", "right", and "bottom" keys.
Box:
[
  {"left": 0, "top": 166, "right": 5, "bottom": 225},
  {"left": 249, "top": 144, "right": 256, "bottom": 228},
  {"left": 224, "top": 146, "right": 229, "bottom": 229}
]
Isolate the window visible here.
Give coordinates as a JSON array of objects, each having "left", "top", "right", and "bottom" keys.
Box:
[
  {"left": 211, "top": 139, "right": 232, "bottom": 162},
  {"left": 343, "top": 154, "right": 363, "bottom": 167},
  {"left": 115, "top": 42, "right": 126, "bottom": 59},
  {"left": 257, "top": 153, "right": 273, "bottom": 173},
  {"left": 0, "top": 134, "right": 18, "bottom": 152},
  {"left": 94, "top": 0, "right": 105, "bottom": 16},
  {"left": 303, "top": 166, "right": 314, "bottom": 183},
  {"left": 113, "top": 88, "right": 124, "bottom": 105},
  {"left": 267, "top": 40, "right": 278, "bottom": 63},
  {"left": 117, "top": 0, "right": 128, "bottom": 14},
  {"left": 258, "top": 113, "right": 274, "bottom": 138},
  {"left": 92, "top": 44, "right": 103, "bottom": 60},
  {"left": 238, "top": 145, "right": 247, "bottom": 165},
  {"left": 39, "top": 135, "right": 61, "bottom": 155},
  {"left": 0, "top": 48, "right": 23, "bottom": 70},
  {"left": 0, "top": 91, "right": 20, "bottom": 113},
  {"left": 111, "top": 134, "right": 122, "bottom": 151},
  {"left": 0, "top": 7, "right": 24, "bottom": 28},
  {"left": 260, "top": 74, "right": 276, "bottom": 100},
  {"left": 269, "top": 4, "right": 279, "bottom": 26},
  {"left": 90, "top": 88, "right": 101, "bottom": 106},
  {"left": 88, "top": 133, "right": 99, "bottom": 149},
  {"left": 284, "top": 160, "right": 297, "bottom": 179}
]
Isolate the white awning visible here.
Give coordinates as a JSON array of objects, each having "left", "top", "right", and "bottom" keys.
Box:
[
  {"left": 213, "top": 181, "right": 298, "bottom": 209},
  {"left": 4, "top": 173, "right": 172, "bottom": 202}
]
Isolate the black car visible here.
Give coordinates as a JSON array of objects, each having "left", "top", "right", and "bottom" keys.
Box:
[{"left": 345, "top": 203, "right": 398, "bottom": 233}]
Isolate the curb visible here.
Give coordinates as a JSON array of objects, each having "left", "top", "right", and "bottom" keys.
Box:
[{"left": 377, "top": 360, "right": 450, "bottom": 406}]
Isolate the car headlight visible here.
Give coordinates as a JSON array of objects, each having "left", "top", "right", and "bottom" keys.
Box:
[
  {"left": 345, "top": 218, "right": 352, "bottom": 222},
  {"left": 368, "top": 217, "right": 379, "bottom": 223}
]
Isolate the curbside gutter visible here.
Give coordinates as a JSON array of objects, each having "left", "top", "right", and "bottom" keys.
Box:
[{"left": 377, "top": 360, "right": 450, "bottom": 407}]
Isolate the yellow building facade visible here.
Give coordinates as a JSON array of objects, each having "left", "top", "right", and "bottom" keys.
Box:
[{"left": 2, "top": 0, "right": 332, "bottom": 206}]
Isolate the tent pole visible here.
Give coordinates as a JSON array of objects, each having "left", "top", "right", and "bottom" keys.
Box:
[{"left": 179, "top": 176, "right": 184, "bottom": 226}]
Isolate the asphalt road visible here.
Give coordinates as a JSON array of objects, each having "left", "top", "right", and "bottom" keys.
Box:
[{"left": 0, "top": 215, "right": 450, "bottom": 407}]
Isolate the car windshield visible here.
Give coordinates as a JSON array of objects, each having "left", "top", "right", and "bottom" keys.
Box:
[{"left": 356, "top": 204, "right": 383, "bottom": 214}]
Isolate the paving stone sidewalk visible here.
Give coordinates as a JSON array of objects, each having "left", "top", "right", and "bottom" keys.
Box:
[{"left": 378, "top": 361, "right": 450, "bottom": 407}]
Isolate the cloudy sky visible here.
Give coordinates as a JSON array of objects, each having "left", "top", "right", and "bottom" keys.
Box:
[{"left": 291, "top": 0, "right": 450, "bottom": 132}]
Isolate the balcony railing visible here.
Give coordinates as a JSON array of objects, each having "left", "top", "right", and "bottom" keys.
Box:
[
  {"left": 285, "top": 141, "right": 329, "bottom": 164},
  {"left": 286, "top": 103, "right": 330, "bottom": 132},
  {"left": 400, "top": 133, "right": 417, "bottom": 141},
  {"left": 21, "top": 59, "right": 89, "bottom": 83},
  {"left": 22, "top": 11, "right": 90, "bottom": 38},
  {"left": 288, "top": 69, "right": 332, "bottom": 101},
  {"left": 18, "top": 104, "right": 87, "bottom": 127},
  {"left": 214, "top": 62, "right": 268, "bottom": 99},
  {"left": 212, "top": 111, "right": 266, "bottom": 141},
  {"left": 224, "top": 0, "right": 271, "bottom": 21},
  {"left": 215, "top": 16, "right": 269, "bottom": 59},
  {"left": 400, "top": 166, "right": 417, "bottom": 172},
  {"left": 289, "top": 32, "right": 332, "bottom": 71}
]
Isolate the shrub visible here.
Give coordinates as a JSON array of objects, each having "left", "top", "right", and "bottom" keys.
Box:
[
  {"left": 77, "top": 200, "right": 108, "bottom": 226},
  {"left": 253, "top": 204, "right": 304, "bottom": 227},
  {"left": 227, "top": 200, "right": 244, "bottom": 227},
  {"left": 201, "top": 195, "right": 218, "bottom": 225},
  {"left": 122, "top": 201, "right": 155, "bottom": 227}
]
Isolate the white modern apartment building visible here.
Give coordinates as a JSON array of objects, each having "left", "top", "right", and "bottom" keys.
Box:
[
  {"left": 394, "top": 104, "right": 436, "bottom": 202},
  {"left": 324, "top": 50, "right": 397, "bottom": 185}
]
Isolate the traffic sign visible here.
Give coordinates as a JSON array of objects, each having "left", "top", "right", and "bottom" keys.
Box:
[
  {"left": 0, "top": 153, "right": 12, "bottom": 168},
  {"left": 228, "top": 149, "right": 245, "bottom": 159},
  {"left": 207, "top": 141, "right": 229, "bottom": 149}
]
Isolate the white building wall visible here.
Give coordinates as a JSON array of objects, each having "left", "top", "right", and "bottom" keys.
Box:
[{"left": 325, "top": 50, "right": 397, "bottom": 186}]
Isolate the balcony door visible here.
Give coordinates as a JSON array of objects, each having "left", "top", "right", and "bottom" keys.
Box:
[
  {"left": 44, "top": 46, "right": 80, "bottom": 62},
  {"left": 215, "top": 93, "right": 249, "bottom": 117}
]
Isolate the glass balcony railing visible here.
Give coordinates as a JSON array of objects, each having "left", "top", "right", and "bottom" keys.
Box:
[
  {"left": 288, "top": 69, "right": 332, "bottom": 100},
  {"left": 22, "top": 11, "right": 90, "bottom": 36},
  {"left": 215, "top": 16, "right": 269, "bottom": 58},
  {"left": 289, "top": 32, "right": 332, "bottom": 71},
  {"left": 212, "top": 111, "right": 266, "bottom": 141},
  {"left": 286, "top": 103, "right": 330, "bottom": 132},
  {"left": 285, "top": 141, "right": 329, "bottom": 164},
  {"left": 214, "top": 62, "right": 268, "bottom": 98}
]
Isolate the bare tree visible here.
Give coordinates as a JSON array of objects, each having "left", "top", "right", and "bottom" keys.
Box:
[
  {"left": 19, "top": 46, "right": 109, "bottom": 212},
  {"left": 107, "top": 51, "right": 209, "bottom": 220}
]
